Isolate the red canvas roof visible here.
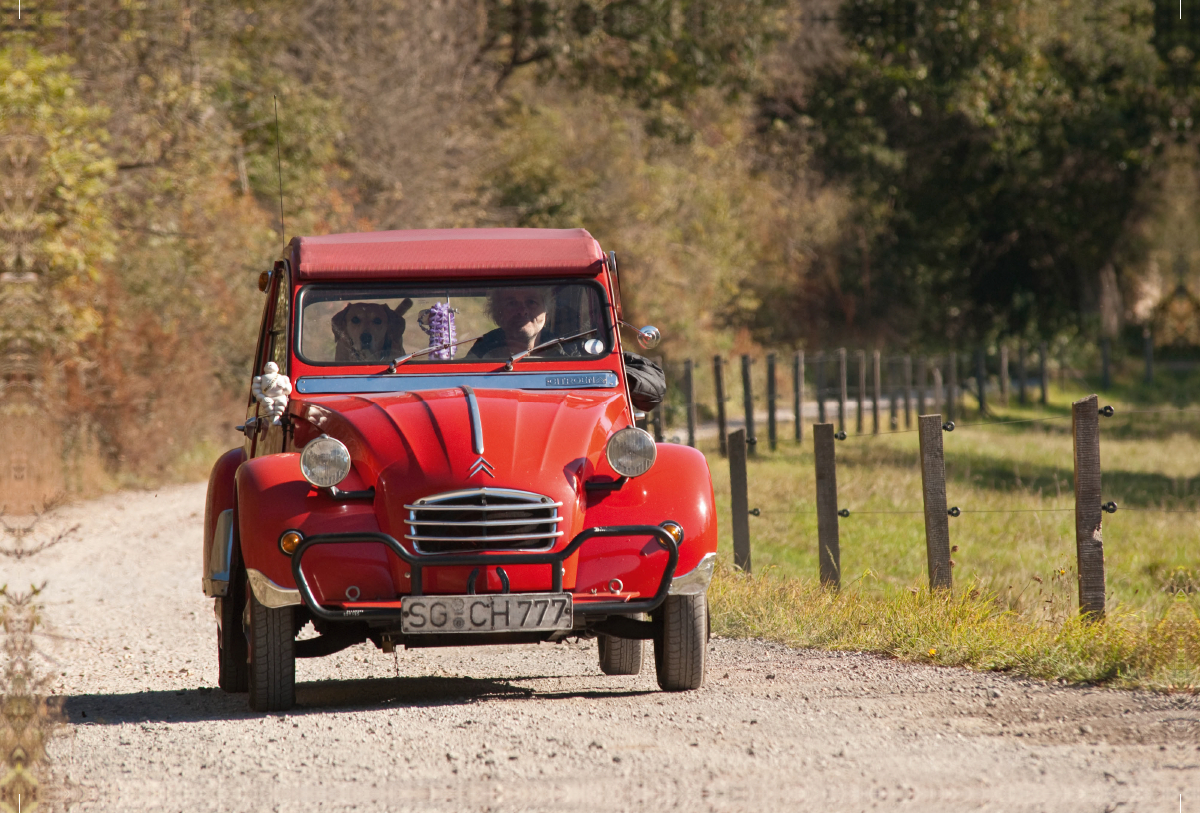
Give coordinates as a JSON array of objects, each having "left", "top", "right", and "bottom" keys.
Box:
[{"left": 291, "top": 228, "right": 605, "bottom": 280}]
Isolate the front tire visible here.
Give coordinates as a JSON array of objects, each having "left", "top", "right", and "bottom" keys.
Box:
[
  {"left": 654, "top": 594, "right": 707, "bottom": 691},
  {"left": 247, "top": 587, "right": 296, "bottom": 712},
  {"left": 598, "top": 634, "right": 643, "bottom": 675},
  {"left": 216, "top": 580, "right": 248, "bottom": 693}
]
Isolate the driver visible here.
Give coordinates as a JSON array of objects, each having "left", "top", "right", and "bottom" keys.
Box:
[{"left": 466, "top": 287, "right": 563, "bottom": 359}]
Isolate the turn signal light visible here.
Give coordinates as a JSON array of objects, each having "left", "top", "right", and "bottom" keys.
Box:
[
  {"left": 279, "top": 530, "right": 303, "bottom": 556},
  {"left": 660, "top": 521, "right": 684, "bottom": 546}
]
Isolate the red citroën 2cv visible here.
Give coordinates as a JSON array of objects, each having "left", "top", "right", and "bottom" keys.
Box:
[{"left": 203, "top": 228, "right": 718, "bottom": 711}]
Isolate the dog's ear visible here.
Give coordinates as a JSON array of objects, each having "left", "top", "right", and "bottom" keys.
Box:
[
  {"left": 331, "top": 305, "right": 351, "bottom": 342},
  {"left": 386, "top": 300, "right": 411, "bottom": 356}
]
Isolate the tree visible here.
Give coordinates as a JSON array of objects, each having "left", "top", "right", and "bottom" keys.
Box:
[{"left": 756, "top": 0, "right": 1165, "bottom": 345}]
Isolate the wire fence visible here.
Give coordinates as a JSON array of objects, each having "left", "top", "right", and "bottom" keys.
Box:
[{"left": 642, "top": 361, "right": 1198, "bottom": 616}]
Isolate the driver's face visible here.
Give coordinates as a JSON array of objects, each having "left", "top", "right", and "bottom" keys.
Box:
[{"left": 495, "top": 288, "right": 547, "bottom": 341}]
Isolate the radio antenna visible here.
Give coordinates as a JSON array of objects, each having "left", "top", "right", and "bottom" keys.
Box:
[{"left": 274, "top": 94, "right": 285, "bottom": 252}]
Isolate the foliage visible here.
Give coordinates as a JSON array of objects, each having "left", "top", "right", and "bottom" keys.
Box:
[
  {"left": 479, "top": 0, "right": 788, "bottom": 109},
  {"left": 753, "top": 0, "right": 1167, "bottom": 347}
]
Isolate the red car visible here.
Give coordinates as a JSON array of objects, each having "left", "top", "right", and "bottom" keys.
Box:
[{"left": 202, "top": 228, "right": 718, "bottom": 711}]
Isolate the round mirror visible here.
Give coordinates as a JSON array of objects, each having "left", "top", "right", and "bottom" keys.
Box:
[
  {"left": 583, "top": 338, "right": 605, "bottom": 355},
  {"left": 636, "top": 325, "right": 661, "bottom": 350}
]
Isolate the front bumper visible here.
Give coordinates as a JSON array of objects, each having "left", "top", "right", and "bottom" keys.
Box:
[{"left": 289, "top": 525, "right": 680, "bottom": 625}]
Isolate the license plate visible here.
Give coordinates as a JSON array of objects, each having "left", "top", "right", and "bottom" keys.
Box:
[{"left": 401, "top": 593, "right": 573, "bottom": 634}]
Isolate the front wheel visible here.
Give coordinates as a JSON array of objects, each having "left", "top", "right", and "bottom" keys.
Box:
[
  {"left": 247, "top": 586, "right": 296, "bottom": 712},
  {"left": 216, "top": 582, "right": 248, "bottom": 693},
  {"left": 654, "top": 594, "right": 707, "bottom": 691}
]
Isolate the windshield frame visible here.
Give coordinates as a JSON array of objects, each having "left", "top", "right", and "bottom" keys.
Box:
[{"left": 292, "top": 278, "right": 615, "bottom": 368}]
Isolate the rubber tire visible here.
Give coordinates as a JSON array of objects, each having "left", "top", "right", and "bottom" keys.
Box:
[
  {"left": 217, "top": 580, "right": 248, "bottom": 693},
  {"left": 247, "top": 588, "right": 296, "bottom": 712},
  {"left": 598, "top": 634, "right": 643, "bottom": 675},
  {"left": 654, "top": 594, "right": 708, "bottom": 691}
]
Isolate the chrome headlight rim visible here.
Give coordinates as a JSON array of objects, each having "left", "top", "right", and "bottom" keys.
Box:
[
  {"left": 605, "top": 426, "right": 657, "bottom": 478},
  {"left": 299, "top": 434, "right": 352, "bottom": 489}
]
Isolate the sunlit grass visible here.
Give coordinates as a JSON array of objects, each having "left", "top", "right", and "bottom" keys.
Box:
[
  {"left": 686, "top": 378, "right": 1200, "bottom": 687},
  {"left": 709, "top": 565, "right": 1200, "bottom": 690}
]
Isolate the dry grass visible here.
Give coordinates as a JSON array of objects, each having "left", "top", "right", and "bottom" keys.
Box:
[
  {"left": 686, "top": 378, "right": 1200, "bottom": 688},
  {"left": 709, "top": 567, "right": 1200, "bottom": 690}
]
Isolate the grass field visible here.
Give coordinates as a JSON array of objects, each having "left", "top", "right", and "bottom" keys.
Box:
[{"left": 694, "top": 375, "right": 1200, "bottom": 689}]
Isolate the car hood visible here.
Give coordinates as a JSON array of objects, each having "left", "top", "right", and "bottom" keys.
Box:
[{"left": 293, "top": 388, "right": 629, "bottom": 528}]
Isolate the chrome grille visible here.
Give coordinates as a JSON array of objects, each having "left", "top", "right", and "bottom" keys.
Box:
[{"left": 404, "top": 487, "right": 563, "bottom": 554}]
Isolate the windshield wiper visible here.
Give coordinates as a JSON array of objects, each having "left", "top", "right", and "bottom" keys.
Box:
[
  {"left": 388, "top": 333, "right": 484, "bottom": 372},
  {"left": 504, "top": 328, "right": 599, "bottom": 371}
]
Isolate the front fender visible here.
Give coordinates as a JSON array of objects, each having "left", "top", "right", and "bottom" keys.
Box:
[
  {"left": 236, "top": 454, "right": 394, "bottom": 604},
  {"left": 203, "top": 447, "right": 245, "bottom": 596},
  {"left": 578, "top": 444, "right": 717, "bottom": 597}
]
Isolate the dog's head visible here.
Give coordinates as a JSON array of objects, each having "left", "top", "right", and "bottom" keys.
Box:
[{"left": 331, "top": 299, "right": 413, "bottom": 361}]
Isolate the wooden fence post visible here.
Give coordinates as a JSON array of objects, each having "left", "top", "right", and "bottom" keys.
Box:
[
  {"left": 872, "top": 350, "right": 881, "bottom": 434},
  {"left": 684, "top": 359, "right": 696, "bottom": 448},
  {"left": 714, "top": 355, "right": 727, "bottom": 456},
  {"left": 947, "top": 352, "right": 958, "bottom": 422},
  {"left": 1018, "top": 344, "right": 1028, "bottom": 405},
  {"left": 816, "top": 351, "right": 827, "bottom": 424},
  {"left": 837, "top": 348, "right": 848, "bottom": 434},
  {"left": 999, "top": 346, "right": 1010, "bottom": 405},
  {"left": 729, "top": 428, "right": 751, "bottom": 573},
  {"left": 1072, "top": 395, "right": 1105, "bottom": 618},
  {"left": 794, "top": 351, "right": 804, "bottom": 441},
  {"left": 1039, "top": 342, "right": 1048, "bottom": 405},
  {"left": 813, "top": 423, "right": 840, "bottom": 588},
  {"left": 974, "top": 348, "right": 987, "bottom": 416},
  {"left": 917, "top": 356, "right": 928, "bottom": 416},
  {"left": 767, "top": 352, "right": 777, "bottom": 451},
  {"left": 856, "top": 350, "right": 866, "bottom": 434},
  {"left": 1143, "top": 327, "right": 1153, "bottom": 384},
  {"left": 918, "top": 415, "right": 953, "bottom": 590},
  {"left": 903, "top": 355, "right": 913, "bottom": 429},
  {"left": 888, "top": 357, "right": 899, "bottom": 430},
  {"left": 740, "top": 354, "right": 757, "bottom": 458}
]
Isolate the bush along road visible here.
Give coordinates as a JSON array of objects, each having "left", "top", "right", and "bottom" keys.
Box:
[{"left": 19, "top": 484, "right": 1199, "bottom": 812}]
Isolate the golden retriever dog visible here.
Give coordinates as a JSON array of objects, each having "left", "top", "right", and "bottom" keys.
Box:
[{"left": 331, "top": 299, "right": 413, "bottom": 363}]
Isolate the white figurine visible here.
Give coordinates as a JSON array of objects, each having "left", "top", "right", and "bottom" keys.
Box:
[{"left": 252, "top": 361, "right": 292, "bottom": 425}]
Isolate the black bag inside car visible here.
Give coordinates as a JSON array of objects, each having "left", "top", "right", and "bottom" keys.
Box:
[{"left": 624, "top": 352, "right": 666, "bottom": 411}]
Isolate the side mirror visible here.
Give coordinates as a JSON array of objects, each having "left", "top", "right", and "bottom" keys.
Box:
[{"left": 636, "top": 326, "right": 661, "bottom": 350}]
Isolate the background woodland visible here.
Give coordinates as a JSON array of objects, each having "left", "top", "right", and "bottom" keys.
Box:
[{"left": 1, "top": 0, "right": 1197, "bottom": 490}]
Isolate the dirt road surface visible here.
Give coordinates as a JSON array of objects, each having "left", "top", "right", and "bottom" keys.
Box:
[{"left": 15, "top": 484, "right": 1198, "bottom": 811}]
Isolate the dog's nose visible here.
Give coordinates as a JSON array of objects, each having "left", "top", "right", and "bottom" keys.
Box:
[{"left": 360, "top": 332, "right": 373, "bottom": 346}]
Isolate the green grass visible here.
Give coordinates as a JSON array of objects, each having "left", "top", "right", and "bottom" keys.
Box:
[{"left": 689, "top": 376, "right": 1200, "bottom": 689}]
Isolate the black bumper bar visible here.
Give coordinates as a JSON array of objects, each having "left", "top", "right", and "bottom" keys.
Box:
[{"left": 290, "top": 525, "right": 679, "bottom": 624}]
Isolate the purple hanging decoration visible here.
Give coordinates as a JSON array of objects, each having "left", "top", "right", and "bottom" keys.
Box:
[{"left": 425, "top": 302, "right": 456, "bottom": 360}]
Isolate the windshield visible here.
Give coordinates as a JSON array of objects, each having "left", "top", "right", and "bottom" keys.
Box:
[{"left": 296, "top": 282, "right": 610, "bottom": 365}]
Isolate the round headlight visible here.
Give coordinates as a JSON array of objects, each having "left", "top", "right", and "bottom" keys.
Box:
[
  {"left": 605, "top": 427, "right": 657, "bottom": 478},
  {"left": 300, "top": 435, "right": 352, "bottom": 488}
]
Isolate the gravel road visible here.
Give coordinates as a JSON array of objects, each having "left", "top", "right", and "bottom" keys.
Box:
[{"left": 15, "top": 484, "right": 1198, "bottom": 811}]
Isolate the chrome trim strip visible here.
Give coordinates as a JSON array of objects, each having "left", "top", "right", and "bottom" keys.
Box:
[
  {"left": 202, "top": 509, "right": 235, "bottom": 598},
  {"left": 668, "top": 552, "right": 717, "bottom": 596},
  {"left": 403, "top": 502, "right": 564, "bottom": 512},
  {"left": 295, "top": 370, "right": 620, "bottom": 395},
  {"left": 404, "top": 531, "right": 564, "bottom": 543},
  {"left": 246, "top": 568, "right": 303, "bottom": 608},
  {"left": 461, "top": 385, "right": 485, "bottom": 454},
  {"left": 407, "top": 517, "right": 563, "bottom": 527}
]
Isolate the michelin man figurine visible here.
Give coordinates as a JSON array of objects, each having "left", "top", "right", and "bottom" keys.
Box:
[{"left": 252, "top": 361, "right": 292, "bottom": 425}]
